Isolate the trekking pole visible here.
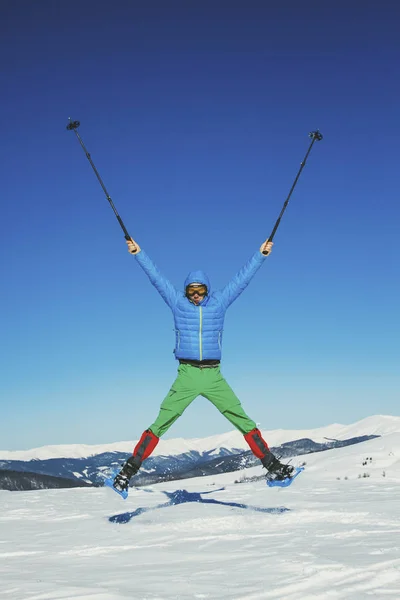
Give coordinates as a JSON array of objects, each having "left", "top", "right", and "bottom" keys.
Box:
[
  {"left": 66, "top": 118, "right": 132, "bottom": 241},
  {"left": 263, "top": 130, "right": 323, "bottom": 254}
]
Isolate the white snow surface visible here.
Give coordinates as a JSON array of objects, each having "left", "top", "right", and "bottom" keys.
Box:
[
  {"left": 1, "top": 432, "right": 400, "bottom": 599},
  {"left": 1, "top": 414, "right": 399, "bottom": 461}
]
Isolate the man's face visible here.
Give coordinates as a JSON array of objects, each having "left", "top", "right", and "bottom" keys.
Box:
[{"left": 186, "top": 284, "right": 207, "bottom": 305}]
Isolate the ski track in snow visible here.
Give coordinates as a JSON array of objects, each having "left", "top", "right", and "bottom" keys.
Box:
[{"left": 1, "top": 458, "right": 400, "bottom": 600}]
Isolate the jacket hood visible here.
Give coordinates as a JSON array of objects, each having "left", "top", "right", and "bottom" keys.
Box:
[{"left": 184, "top": 270, "right": 211, "bottom": 293}]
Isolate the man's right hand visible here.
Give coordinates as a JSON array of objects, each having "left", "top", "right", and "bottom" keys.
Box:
[{"left": 126, "top": 238, "right": 141, "bottom": 255}]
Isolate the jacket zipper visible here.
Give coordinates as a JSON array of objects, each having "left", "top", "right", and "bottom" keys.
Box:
[{"left": 199, "top": 306, "right": 203, "bottom": 361}]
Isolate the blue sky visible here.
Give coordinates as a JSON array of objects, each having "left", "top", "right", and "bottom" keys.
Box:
[{"left": 1, "top": 1, "right": 399, "bottom": 450}]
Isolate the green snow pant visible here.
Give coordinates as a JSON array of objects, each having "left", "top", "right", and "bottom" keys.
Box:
[{"left": 148, "top": 363, "right": 257, "bottom": 438}]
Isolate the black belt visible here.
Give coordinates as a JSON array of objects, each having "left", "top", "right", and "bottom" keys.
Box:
[{"left": 179, "top": 359, "right": 220, "bottom": 369}]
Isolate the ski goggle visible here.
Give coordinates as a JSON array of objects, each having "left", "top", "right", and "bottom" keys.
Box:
[{"left": 186, "top": 284, "right": 208, "bottom": 297}]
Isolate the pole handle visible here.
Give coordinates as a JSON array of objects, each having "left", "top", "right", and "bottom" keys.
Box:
[{"left": 262, "top": 238, "right": 273, "bottom": 255}]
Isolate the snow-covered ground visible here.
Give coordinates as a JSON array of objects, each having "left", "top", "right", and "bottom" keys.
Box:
[{"left": 1, "top": 434, "right": 400, "bottom": 599}]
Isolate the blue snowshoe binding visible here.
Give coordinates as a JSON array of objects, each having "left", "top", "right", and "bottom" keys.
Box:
[
  {"left": 104, "top": 456, "right": 141, "bottom": 500},
  {"left": 266, "top": 465, "right": 304, "bottom": 487},
  {"left": 262, "top": 453, "right": 303, "bottom": 488}
]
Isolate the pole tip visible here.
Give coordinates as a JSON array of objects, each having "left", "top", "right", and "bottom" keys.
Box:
[
  {"left": 66, "top": 119, "right": 80, "bottom": 131},
  {"left": 309, "top": 130, "right": 323, "bottom": 141}
]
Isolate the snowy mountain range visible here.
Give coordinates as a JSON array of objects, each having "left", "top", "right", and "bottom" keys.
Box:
[
  {"left": 0, "top": 415, "right": 399, "bottom": 491},
  {"left": 2, "top": 414, "right": 398, "bottom": 461}
]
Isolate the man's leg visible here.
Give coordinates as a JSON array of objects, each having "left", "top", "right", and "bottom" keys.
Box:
[
  {"left": 147, "top": 365, "right": 199, "bottom": 438},
  {"left": 202, "top": 368, "right": 282, "bottom": 471},
  {"left": 113, "top": 365, "right": 199, "bottom": 491},
  {"left": 201, "top": 367, "right": 258, "bottom": 434}
]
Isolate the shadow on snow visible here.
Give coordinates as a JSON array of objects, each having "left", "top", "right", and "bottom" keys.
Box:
[{"left": 108, "top": 488, "right": 290, "bottom": 524}]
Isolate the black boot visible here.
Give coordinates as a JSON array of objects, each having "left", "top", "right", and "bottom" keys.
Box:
[
  {"left": 113, "top": 456, "right": 141, "bottom": 494},
  {"left": 261, "top": 452, "right": 294, "bottom": 483}
]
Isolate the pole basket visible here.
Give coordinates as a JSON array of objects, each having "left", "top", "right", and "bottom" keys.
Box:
[
  {"left": 66, "top": 120, "right": 80, "bottom": 131},
  {"left": 309, "top": 130, "right": 323, "bottom": 141}
]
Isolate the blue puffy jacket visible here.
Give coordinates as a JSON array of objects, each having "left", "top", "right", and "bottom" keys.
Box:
[{"left": 135, "top": 249, "right": 267, "bottom": 361}]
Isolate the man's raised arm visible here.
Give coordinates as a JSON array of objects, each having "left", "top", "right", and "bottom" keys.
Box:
[
  {"left": 127, "top": 239, "right": 178, "bottom": 309},
  {"left": 217, "top": 239, "right": 273, "bottom": 309}
]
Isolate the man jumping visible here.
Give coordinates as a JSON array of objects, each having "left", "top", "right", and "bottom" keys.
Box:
[{"left": 112, "top": 238, "right": 295, "bottom": 493}]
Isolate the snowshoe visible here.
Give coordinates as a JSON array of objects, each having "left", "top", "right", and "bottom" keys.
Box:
[
  {"left": 104, "top": 456, "right": 141, "bottom": 500},
  {"left": 261, "top": 452, "right": 303, "bottom": 488},
  {"left": 266, "top": 463, "right": 304, "bottom": 488}
]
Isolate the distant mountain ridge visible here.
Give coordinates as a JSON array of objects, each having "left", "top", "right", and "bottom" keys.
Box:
[
  {"left": 1, "top": 414, "right": 399, "bottom": 461},
  {"left": 0, "top": 469, "right": 93, "bottom": 492},
  {"left": 0, "top": 447, "right": 243, "bottom": 488},
  {"left": 1, "top": 416, "right": 398, "bottom": 491},
  {"left": 132, "top": 435, "right": 380, "bottom": 486},
  {"left": 0, "top": 435, "right": 379, "bottom": 491}
]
